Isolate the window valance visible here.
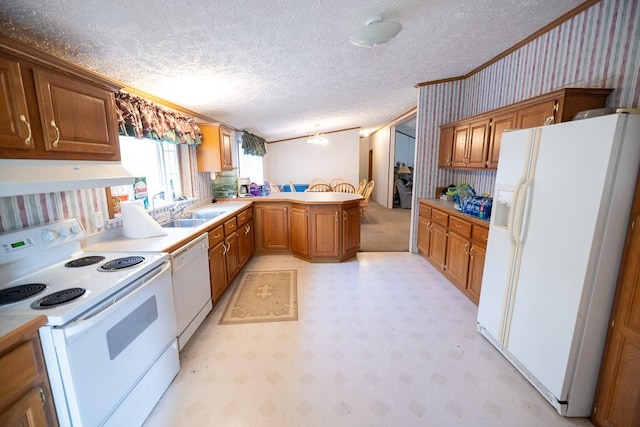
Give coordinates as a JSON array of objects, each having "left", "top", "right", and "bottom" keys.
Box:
[
  {"left": 115, "top": 91, "right": 202, "bottom": 145},
  {"left": 242, "top": 131, "right": 267, "bottom": 156}
]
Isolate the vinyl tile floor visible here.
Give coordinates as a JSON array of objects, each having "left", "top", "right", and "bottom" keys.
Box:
[{"left": 144, "top": 253, "right": 593, "bottom": 427}]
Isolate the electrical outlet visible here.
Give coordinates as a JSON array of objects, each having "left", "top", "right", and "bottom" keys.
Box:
[{"left": 93, "top": 211, "right": 104, "bottom": 230}]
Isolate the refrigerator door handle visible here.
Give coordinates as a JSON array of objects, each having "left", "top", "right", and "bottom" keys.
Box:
[{"left": 502, "top": 128, "right": 542, "bottom": 347}]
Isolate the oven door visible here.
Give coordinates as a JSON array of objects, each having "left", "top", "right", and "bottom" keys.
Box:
[{"left": 45, "top": 261, "right": 177, "bottom": 427}]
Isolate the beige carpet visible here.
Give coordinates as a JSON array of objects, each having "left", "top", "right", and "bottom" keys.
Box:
[
  {"left": 220, "top": 270, "right": 298, "bottom": 325},
  {"left": 359, "top": 201, "right": 411, "bottom": 252}
]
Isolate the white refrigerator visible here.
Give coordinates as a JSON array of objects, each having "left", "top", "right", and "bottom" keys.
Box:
[{"left": 477, "top": 113, "right": 640, "bottom": 417}]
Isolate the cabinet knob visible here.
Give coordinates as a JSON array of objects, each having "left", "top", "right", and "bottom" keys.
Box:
[
  {"left": 50, "top": 120, "right": 60, "bottom": 147},
  {"left": 19, "top": 115, "right": 32, "bottom": 145}
]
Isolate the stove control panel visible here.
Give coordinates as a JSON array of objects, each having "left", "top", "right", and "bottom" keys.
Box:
[{"left": 0, "top": 218, "right": 87, "bottom": 264}]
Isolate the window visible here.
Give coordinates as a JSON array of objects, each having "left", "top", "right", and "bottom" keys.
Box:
[
  {"left": 117, "top": 136, "right": 182, "bottom": 204},
  {"left": 238, "top": 137, "right": 264, "bottom": 183}
]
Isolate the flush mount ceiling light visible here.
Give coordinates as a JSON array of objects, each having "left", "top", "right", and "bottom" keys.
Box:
[{"left": 349, "top": 15, "right": 402, "bottom": 48}]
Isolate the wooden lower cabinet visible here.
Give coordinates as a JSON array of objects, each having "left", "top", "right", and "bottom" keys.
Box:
[
  {"left": 445, "top": 232, "right": 470, "bottom": 286},
  {"left": 289, "top": 204, "right": 309, "bottom": 257},
  {"left": 208, "top": 224, "right": 228, "bottom": 304},
  {"left": 224, "top": 231, "right": 240, "bottom": 283},
  {"left": 592, "top": 173, "right": 640, "bottom": 426},
  {"left": 428, "top": 223, "right": 447, "bottom": 270},
  {"left": 237, "top": 219, "right": 254, "bottom": 268},
  {"left": 0, "top": 316, "right": 58, "bottom": 427},
  {"left": 255, "top": 200, "right": 360, "bottom": 262},
  {"left": 467, "top": 244, "right": 486, "bottom": 303},
  {"left": 254, "top": 203, "right": 290, "bottom": 252},
  {"left": 310, "top": 206, "right": 340, "bottom": 258},
  {"left": 418, "top": 199, "right": 489, "bottom": 305},
  {"left": 342, "top": 202, "right": 361, "bottom": 257}
]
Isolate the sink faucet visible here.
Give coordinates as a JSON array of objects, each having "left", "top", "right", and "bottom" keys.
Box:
[
  {"left": 170, "top": 204, "right": 187, "bottom": 219},
  {"left": 151, "top": 192, "right": 165, "bottom": 220}
]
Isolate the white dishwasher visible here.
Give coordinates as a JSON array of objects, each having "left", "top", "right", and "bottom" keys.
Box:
[{"left": 171, "top": 233, "right": 212, "bottom": 350}]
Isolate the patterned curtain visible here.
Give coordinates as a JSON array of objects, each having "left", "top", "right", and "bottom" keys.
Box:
[
  {"left": 242, "top": 131, "right": 267, "bottom": 156},
  {"left": 115, "top": 92, "right": 203, "bottom": 145}
]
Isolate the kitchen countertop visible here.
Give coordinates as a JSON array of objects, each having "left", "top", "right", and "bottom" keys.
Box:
[
  {"left": 0, "top": 314, "right": 47, "bottom": 343},
  {"left": 84, "top": 200, "right": 253, "bottom": 253},
  {"left": 419, "top": 198, "right": 491, "bottom": 227},
  {"left": 84, "top": 193, "right": 363, "bottom": 254}
]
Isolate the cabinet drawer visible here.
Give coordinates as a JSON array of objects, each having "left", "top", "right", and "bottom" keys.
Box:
[
  {"left": 419, "top": 203, "right": 432, "bottom": 219},
  {"left": 431, "top": 209, "right": 449, "bottom": 227},
  {"left": 208, "top": 225, "right": 224, "bottom": 247},
  {"left": 224, "top": 217, "right": 238, "bottom": 235},
  {"left": 449, "top": 217, "right": 471, "bottom": 238},
  {"left": 472, "top": 225, "right": 489, "bottom": 247},
  {"left": 237, "top": 208, "right": 252, "bottom": 226}
]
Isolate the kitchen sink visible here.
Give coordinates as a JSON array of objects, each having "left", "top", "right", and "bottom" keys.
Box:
[
  {"left": 183, "top": 211, "right": 225, "bottom": 220},
  {"left": 161, "top": 218, "right": 208, "bottom": 228}
]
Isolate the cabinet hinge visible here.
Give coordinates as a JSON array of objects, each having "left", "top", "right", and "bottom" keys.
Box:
[
  {"left": 39, "top": 387, "right": 46, "bottom": 405},
  {"left": 553, "top": 101, "right": 559, "bottom": 112},
  {"left": 611, "top": 319, "right": 615, "bottom": 328}
]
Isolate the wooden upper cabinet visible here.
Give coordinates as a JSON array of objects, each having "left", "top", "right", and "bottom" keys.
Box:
[
  {"left": 439, "top": 88, "right": 612, "bottom": 170},
  {"left": 0, "top": 37, "right": 123, "bottom": 161},
  {"left": 467, "top": 119, "right": 490, "bottom": 168},
  {"left": 487, "top": 112, "right": 516, "bottom": 168},
  {"left": 516, "top": 99, "right": 557, "bottom": 129},
  {"left": 0, "top": 57, "right": 33, "bottom": 151},
  {"left": 197, "top": 123, "right": 234, "bottom": 173},
  {"left": 451, "top": 125, "right": 468, "bottom": 168},
  {"left": 33, "top": 69, "right": 119, "bottom": 156},
  {"left": 438, "top": 126, "right": 454, "bottom": 168}
]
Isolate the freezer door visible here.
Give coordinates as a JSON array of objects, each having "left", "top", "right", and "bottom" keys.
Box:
[
  {"left": 505, "top": 115, "right": 630, "bottom": 404},
  {"left": 477, "top": 128, "right": 535, "bottom": 343}
]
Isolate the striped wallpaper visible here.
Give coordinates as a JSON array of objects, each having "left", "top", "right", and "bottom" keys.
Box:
[
  {"left": 0, "top": 188, "right": 108, "bottom": 234},
  {"left": 412, "top": 0, "right": 640, "bottom": 249}
]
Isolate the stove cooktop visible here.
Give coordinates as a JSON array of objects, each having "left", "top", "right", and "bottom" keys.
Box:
[{"left": 0, "top": 250, "right": 168, "bottom": 325}]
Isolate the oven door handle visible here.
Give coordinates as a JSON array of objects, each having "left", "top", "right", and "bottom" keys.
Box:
[{"left": 62, "top": 262, "right": 170, "bottom": 342}]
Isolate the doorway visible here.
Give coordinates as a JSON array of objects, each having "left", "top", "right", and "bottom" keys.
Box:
[{"left": 392, "top": 116, "right": 416, "bottom": 209}]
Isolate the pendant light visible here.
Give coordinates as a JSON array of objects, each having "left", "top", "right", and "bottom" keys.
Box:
[{"left": 349, "top": 15, "right": 402, "bottom": 48}]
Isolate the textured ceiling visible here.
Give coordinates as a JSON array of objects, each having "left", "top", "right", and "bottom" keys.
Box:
[{"left": 0, "top": 0, "right": 584, "bottom": 141}]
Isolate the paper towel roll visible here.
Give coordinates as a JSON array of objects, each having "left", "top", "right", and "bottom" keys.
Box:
[{"left": 121, "top": 200, "right": 167, "bottom": 239}]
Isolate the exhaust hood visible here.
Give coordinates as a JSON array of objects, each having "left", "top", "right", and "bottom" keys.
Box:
[{"left": 0, "top": 159, "right": 134, "bottom": 197}]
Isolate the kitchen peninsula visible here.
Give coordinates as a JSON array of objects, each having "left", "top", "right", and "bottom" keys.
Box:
[{"left": 251, "top": 191, "right": 362, "bottom": 263}]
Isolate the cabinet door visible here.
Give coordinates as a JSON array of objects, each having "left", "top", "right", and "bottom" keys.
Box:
[
  {"left": 310, "top": 206, "right": 340, "bottom": 257},
  {"left": 209, "top": 242, "right": 228, "bottom": 304},
  {"left": 417, "top": 216, "right": 431, "bottom": 257},
  {"left": 487, "top": 113, "right": 516, "bottom": 169},
  {"left": 262, "top": 204, "right": 290, "bottom": 250},
  {"left": 438, "top": 126, "right": 454, "bottom": 168},
  {"left": 428, "top": 224, "right": 447, "bottom": 270},
  {"left": 33, "top": 69, "right": 120, "bottom": 157},
  {"left": 342, "top": 205, "right": 361, "bottom": 256},
  {"left": 0, "top": 57, "right": 33, "bottom": 151},
  {"left": 451, "top": 125, "right": 468, "bottom": 167},
  {"left": 467, "top": 119, "right": 489, "bottom": 168},
  {"left": 467, "top": 244, "right": 485, "bottom": 305},
  {"left": 220, "top": 126, "right": 234, "bottom": 171},
  {"left": 225, "top": 232, "right": 240, "bottom": 283},
  {"left": 445, "top": 232, "right": 470, "bottom": 287},
  {"left": 237, "top": 219, "right": 254, "bottom": 268},
  {"left": 0, "top": 387, "right": 48, "bottom": 427},
  {"left": 516, "top": 100, "right": 557, "bottom": 129},
  {"left": 290, "top": 205, "right": 309, "bottom": 256}
]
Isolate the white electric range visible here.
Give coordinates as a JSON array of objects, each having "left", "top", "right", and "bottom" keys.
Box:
[{"left": 0, "top": 219, "right": 179, "bottom": 427}]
